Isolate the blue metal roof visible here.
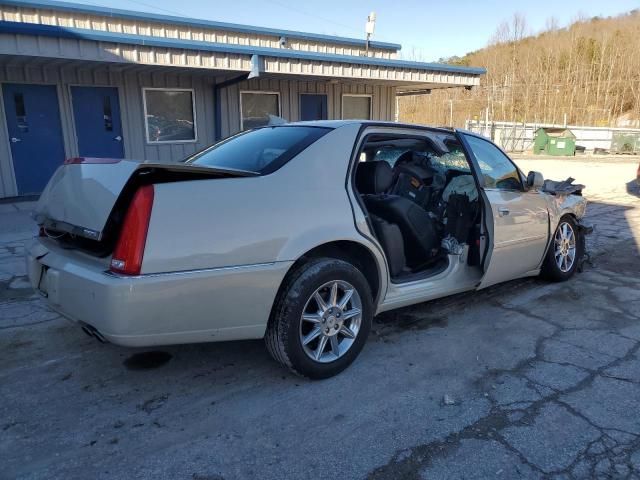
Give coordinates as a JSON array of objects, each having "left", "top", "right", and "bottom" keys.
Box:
[
  {"left": 0, "top": 0, "right": 402, "bottom": 51},
  {"left": 0, "top": 21, "right": 487, "bottom": 76}
]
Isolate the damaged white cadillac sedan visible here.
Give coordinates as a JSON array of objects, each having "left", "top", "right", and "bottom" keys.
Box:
[{"left": 26, "top": 121, "right": 591, "bottom": 378}]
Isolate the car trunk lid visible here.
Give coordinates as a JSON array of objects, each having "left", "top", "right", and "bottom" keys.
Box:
[
  {"left": 34, "top": 158, "right": 141, "bottom": 240},
  {"left": 33, "top": 158, "right": 256, "bottom": 250}
]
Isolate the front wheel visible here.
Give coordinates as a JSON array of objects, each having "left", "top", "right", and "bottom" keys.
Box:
[
  {"left": 541, "top": 215, "right": 584, "bottom": 281},
  {"left": 265, "top": 258, "right": 373, "bottom": 379}
]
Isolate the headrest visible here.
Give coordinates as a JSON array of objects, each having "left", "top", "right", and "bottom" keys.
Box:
[
  {"left": 356, "top": 161, "right": 393, "bottom": 194},
  {"left": 395, "top": 150, "right": 414, "bottom": 165},
  {"left": 442, "top": 175, "right": 478, "bottom": 202}
]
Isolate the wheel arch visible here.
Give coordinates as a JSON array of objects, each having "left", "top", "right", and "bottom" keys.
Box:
[
  {"left": 540, "top": 211, "right": 579, "bottom": 265},
  {"left": 275, "top": 240, "right": 383, "bottom": 309},
  {"left": 540, "top": 212, "right": 584, "bottom": 280},
  {"left": 549, "top": 210, "right": 580, "bottom": 246}
]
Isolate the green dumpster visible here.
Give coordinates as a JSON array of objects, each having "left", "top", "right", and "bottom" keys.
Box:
[{"left": 533, "top": 128, "right": 576, "bottom": 156}]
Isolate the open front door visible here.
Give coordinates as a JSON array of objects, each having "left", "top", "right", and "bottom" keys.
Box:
[
  {"left": 461, "top": 134, "right": 549, "bottom": 289},
  {"left": 479, "top": 190, "right": 549, "bottom": 288}
]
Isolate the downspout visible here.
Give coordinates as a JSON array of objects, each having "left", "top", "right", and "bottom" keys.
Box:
[{"left": 213, "top": 54, "right": 263, "bottom": 141}]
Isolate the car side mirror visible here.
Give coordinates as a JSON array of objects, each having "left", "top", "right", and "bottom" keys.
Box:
[{"left": 527, "top": 171, "right": 544, "bottom": 190}]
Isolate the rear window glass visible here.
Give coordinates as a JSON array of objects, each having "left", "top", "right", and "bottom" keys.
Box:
[{"left": 185, "top": 126, "right": 331, "bottom": 174}]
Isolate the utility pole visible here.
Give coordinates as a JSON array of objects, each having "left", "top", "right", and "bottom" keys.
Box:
[
  {"left": 449, "top": 99, "right": 453, "bottom": 127},
  {"left": 485, "top": 107, "right": 490, "bottom": 137}
]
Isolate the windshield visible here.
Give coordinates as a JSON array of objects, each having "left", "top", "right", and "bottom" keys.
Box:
[{"left": 185, "top": 126, "right": 331, "bottom": 174}]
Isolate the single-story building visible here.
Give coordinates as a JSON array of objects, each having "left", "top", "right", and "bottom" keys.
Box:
[{"left": 0, "top": 0, "right": 485, "bottom": 198}]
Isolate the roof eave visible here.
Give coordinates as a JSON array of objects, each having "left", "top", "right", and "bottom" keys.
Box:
[
  {"left": 0, "top": 21, "right": 487, "bottom": 76},
  {"left": 0, "top": 0, "right": 403, "bottom": 51}
]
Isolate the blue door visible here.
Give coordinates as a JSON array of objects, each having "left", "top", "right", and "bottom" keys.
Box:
[
  {"left": 300, "top": 94, "right": 328, "bottom": 121},
  {"left": 2, "top": 83, "right": 66, "bottom": 195},
  {"left": 71, "top": 86, "right": 124, "bottom": 158}
]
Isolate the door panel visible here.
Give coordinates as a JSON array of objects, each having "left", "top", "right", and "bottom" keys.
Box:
[
  {"left": 300, "top": 94, "right": 328, "bottom": 121},
  {"left": 2, "top": 83, "right": 66, "bottom": 195},
  {"left": 480, "top": 189, "right": 549, "bottom": 287},
  {"left": 71, "top": 86, "right": 124, "bottom": 158},
  {"left": 460, "top": 133, "right": 549, "bottom": 288}
]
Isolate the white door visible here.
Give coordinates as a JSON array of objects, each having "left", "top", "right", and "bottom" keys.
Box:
[{"left": 463, "top": 134, "right": 549, "bottom": 288}]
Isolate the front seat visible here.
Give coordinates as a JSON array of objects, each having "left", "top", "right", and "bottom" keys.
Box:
[
  {"left": 356, "top": 161, "right": 440, "bottom": 269},
  {"left": 391, "top": 151, "right": 434, "bottom": 207}
]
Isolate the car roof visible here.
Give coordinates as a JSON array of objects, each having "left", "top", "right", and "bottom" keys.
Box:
[{"left": 284, "top": 119, "right": 456, "bottom": 134}]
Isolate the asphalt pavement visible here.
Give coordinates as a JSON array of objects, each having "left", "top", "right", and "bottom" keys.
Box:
[{"left": 1, "top": 155, "right": 639, "bottom": 479}]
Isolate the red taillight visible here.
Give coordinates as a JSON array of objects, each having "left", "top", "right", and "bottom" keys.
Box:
[
  {"left": 64, "top": 157, "right": 122, "bottom": 165},
  {"left": 110, "top": 185, "right": 154, "bottom": 275}
]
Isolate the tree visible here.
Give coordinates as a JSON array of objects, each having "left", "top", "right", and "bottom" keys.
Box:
[{"left": 398, "top": 10, "right": 640, "bottom": 128}]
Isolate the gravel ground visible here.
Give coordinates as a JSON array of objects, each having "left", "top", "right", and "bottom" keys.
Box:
[{"left": 1, "top": 155, "right": 639, "bottom": 480}]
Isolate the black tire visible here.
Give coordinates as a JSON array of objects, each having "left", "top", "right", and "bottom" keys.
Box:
[
  {"left": 540, "top": 215, "right": 584, "bottom": 282},
  {"left": 265, "top": 258, "right": 373, "bottom": 379}
]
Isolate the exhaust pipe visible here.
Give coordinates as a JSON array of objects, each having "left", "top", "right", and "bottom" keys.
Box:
[{"left": 81, "top": 323, "right": 106, "bottom": 343}]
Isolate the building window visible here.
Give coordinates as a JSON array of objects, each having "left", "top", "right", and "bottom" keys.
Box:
[
  {"left": 143, "top": 88, "right": 196, "bottom": 143},
  {"left": 342, "top": 94, "right": 372, "bottom": 120},
  {"left": 240, "top": 91, "right": 280, "bottom": 130}
]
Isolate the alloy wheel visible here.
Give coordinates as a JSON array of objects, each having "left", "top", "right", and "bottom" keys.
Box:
[
  {"left": 554, "top": 221, "right": 577, "bottom": 273},
  {"left": 299, "top": 280, "right": 363, "bottom": 363}
]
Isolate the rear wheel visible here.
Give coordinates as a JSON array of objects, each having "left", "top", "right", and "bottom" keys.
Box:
[
  {"left": 541, "top": 215, "right": 583, "bottom": 281},
  {"left": 265, "top": 258, "right": 373, "bottom": 379}
]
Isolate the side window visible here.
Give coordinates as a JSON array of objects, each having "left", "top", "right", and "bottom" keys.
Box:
[{"left": 465, "top": 135, "right": 522, "bottom": 190}]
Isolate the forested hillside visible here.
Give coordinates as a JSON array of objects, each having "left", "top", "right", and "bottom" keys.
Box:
[{"left": 399, "top": 10, "right": 640, "bottom": 128}]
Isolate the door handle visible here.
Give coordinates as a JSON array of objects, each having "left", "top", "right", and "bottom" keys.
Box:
[
  {"left": 498, "top": 207, "right": 510, "bottom": 217},
  {"left": 10, "top": 137, "right": 21, "bottom": 143},
  {"left": 114, "top": 135, "right": 122, "bottom": 142}
]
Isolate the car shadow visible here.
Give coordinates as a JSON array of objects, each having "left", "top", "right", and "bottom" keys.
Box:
[
  {"left": 374, "top": 197, "right": 638, "bottom": 338},
  {"left": 626, "top": 178, "right": 640, "bottom": 198}
]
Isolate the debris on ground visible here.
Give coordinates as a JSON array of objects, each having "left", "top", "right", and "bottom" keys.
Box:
[{"left": 442, "top": 394, "right": 457, "bottom": 406}]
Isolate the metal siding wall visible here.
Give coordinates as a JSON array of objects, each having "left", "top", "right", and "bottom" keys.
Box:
[
  {"left": 125, "top": 70, "right": 215, "bottom": 162},
  {"left": 0, "top": 63, "right": 220, "bottom": 197},
  {"left": 0, "top": 5, "right": 395, "bottom": 59},
  {"left": 218, "top": 79, "right": 395, "bottom": 138},
  {"left": 0, "top": 61, "right": 396, "bottom": 197}
]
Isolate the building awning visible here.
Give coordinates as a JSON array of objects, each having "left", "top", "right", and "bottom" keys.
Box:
[{"left": 0, "top": 20, "right": 484, "bottom": 90}]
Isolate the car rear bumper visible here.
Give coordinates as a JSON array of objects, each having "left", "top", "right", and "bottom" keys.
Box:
[{"left": 25, "top": 238, "right": 292, "bottom": 347}]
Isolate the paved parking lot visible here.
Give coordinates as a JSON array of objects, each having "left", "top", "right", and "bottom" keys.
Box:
[{"left": 1, "top": 155, "right": 640, "bottom": 480}]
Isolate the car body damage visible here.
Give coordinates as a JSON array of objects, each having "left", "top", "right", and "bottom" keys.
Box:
[
  {"left": 542, "top": 177, "right": 585, "bottom": 196},
  {"left": 542, "top": 177, "right": 590, "bottom": 230},
  {"left": 25, "top": 120, "right": 593, "bottom": 377}
]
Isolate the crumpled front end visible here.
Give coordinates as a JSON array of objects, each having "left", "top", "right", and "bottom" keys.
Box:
[
  {"left": 543, "top": 177, "right": 593, "bottom": 237},
  {"left": 542, "top": 177, "right": 586, "bottom": 217}
]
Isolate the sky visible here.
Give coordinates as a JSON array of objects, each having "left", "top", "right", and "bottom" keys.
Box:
[{"left": 72, "top": 0, "right": 639, "bottom": 60}]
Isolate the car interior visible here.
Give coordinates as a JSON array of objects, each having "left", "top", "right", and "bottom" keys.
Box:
[{"left": 354, "top": 132, "right": 484, "bottom": 283}]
